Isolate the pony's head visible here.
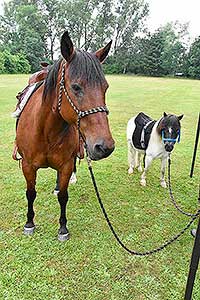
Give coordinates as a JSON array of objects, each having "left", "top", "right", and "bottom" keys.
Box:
[
  {"left": 44, "top": 31, "right": 115, "bottom": 161},
  {"left": 158, "top": 112, "right": 183, "bottom": 152}
]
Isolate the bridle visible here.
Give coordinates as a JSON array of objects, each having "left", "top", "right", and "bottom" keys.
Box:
[{"left": 58, "top": 61, "right": 109, "bottom": 132}]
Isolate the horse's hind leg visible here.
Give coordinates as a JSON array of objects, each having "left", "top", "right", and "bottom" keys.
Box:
[
  {"left": 53, "top": 158, "right": 77, "bottom": 195},
  {"left": 57, "top": 162, "right": 74, "bottom": 241},
  {"left": 22, "top": 160, "right": 37, "bottom": 235}
]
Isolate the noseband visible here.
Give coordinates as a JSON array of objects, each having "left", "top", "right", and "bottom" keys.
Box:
[
  {"left": 162, "top": 129, "right": 181, "bottom": 143},
  {"left": 58, "top": 61, "right": 109, "bottom": 129}
]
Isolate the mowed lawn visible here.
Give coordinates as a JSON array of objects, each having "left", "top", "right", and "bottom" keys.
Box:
[{"left": 0, "top": 74, "right": 199, "bottom": 300}]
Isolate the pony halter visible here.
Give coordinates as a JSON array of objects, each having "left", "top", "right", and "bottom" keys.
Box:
[
  {"left": 162, "top": 129, "right": 181, "bottom": 143},
  {"left": 58, "top": 61, "right": 109, "bottom": 128}
]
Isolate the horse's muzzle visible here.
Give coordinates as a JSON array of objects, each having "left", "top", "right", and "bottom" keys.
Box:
[
  {"left": 88, "top": 139, "right": 115, "bottom": 160},
  {"left": 165, "top": 142, "right": 174, "bottom": 152}
]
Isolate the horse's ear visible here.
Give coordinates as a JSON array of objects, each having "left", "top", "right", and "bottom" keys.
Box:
[
  {"left": 95, "top": 41, "right": 112, "bottom": 63},
  {"left": 178, "top": 114, "right": 184, "bottom": 120},
  {"left": 163, "top": 112, "right": 168, "bottom": 117},
  {"left": 61, "top": 31, "right": 74, "bottom": 62}
]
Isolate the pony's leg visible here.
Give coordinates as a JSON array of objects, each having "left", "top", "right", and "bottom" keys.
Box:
[
  {"left": 22, "top": 160, "right": 37, "bottom": 235},
  {"left": 140, "top": 155, "right": 153, "bottom": 187},
  {"left": 160, "top": 157, "right": 167, "bottom": 188},
  {"left": 136, "top": 152, "right": 143, "bottom": 172},
  {"left": 128, "top": 141, "right": 135, "bottom": 174},
  {"left": 57, "top": 162, "right": 74, "bottom": 241}
]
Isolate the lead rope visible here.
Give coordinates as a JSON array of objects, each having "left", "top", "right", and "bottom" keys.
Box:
[
  {"left": 85, "top": 148, "right": 200, "bottom": 256},
  {"left": 168, "top": 154, "right": 200, "bottom": 217}
]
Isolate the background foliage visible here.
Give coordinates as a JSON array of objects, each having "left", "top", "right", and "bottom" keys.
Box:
[{"left": 0, "top": 0, "right": 200, "bottom": 78}]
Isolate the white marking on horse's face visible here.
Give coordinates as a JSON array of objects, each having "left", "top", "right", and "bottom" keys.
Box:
[{"left": 168, "top": 127, "right": 172, "bottom": 134}]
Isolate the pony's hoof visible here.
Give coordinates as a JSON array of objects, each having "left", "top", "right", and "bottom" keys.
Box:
[
  {"left": 161, "top": 181, "right": 167, "bottom": 188},
  {"left": 128, "top": 167, "right": 133, "bottom": 174},
  {"left": 140, "top": 179, "right": 146, "bottom": 187},
  {"left": 58, "top": 232, "right": 70, "bottom": 241},
  {"left": 24, "top": 226, "right": 35, "bottom": 235},
  {"left": 138, "top": 166, "right": 142, "bottom": 172}
]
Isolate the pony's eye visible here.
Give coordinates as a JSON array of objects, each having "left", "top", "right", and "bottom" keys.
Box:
[{"left": 71, "top": 83, "right": 82, "bottom": 93}]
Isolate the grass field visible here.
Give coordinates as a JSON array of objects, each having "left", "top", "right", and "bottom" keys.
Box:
[{"left": 0, "top": 74, "right": 199, "bottom": 300}]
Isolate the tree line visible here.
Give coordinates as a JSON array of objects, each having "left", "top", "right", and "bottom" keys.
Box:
[{"left": 0, "top": 0, "right": 200, "bottom": 79}]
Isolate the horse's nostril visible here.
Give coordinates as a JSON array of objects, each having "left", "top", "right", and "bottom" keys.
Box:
[
  {"left": 93, "top": 141, "right": 115, "bottom": 159},
  {"left": 94, "top": 143, "right": 106, "bottom": 154}
]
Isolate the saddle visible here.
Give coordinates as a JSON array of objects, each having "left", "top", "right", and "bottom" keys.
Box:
[
  {"left": 132, "top": 112, "right": 156, "bottom": 150},
  {"left": 12, "top": 62, "right": 50, "bottom": 119}
]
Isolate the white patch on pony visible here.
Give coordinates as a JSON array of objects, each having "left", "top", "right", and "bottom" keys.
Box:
[{"left": 168, "top": 127, "right": 172, "bottom": 134}]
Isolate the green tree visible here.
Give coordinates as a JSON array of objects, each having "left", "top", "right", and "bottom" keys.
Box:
[{"left": 187, "top": 36, "right": 200, "bottom": 79}]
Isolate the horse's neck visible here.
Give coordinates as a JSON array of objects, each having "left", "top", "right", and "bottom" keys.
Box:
[{"left": 39, "top": 91, "right": 70, "bottom": 140}]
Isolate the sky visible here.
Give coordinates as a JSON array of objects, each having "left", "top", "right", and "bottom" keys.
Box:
[
  {"left": 147, "top": 0, "right": 200, "bottom": 40},
  {"left": 0, "top": 0, "right": 200, "bottom": 41}
]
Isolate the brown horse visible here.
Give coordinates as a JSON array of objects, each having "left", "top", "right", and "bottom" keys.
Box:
[{"left": 16, "top": 31, "right": 115, "bottom": 240}]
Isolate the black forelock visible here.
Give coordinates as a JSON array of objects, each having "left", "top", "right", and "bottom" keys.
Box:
[{"left": 69, "top": 50, "right": 106, "bottom": 86}]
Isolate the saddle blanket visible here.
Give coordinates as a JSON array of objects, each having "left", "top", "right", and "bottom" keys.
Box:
[
  {"left": 132, "top": 112, "right": 156, "bottom": 150},
  {"left": 11, "top": 82, "right": 43, "bottom": 118}
]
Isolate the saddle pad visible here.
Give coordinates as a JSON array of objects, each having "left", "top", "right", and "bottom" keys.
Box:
[
  {"left": 132, "top": 112, "right": 156, "bottom": 150},
  {"left": 12, "top": 81, "right": 43, "bottom": 118}
]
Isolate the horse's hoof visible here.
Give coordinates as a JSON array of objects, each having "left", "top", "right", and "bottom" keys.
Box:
[
  {"left": 191, "top": 229, "right": 196, "bottom": 238},
  {"left": 58, "top": 232, "right": 70, "bottom": 241},
  {"left": 53, "top": 189, "right": 59, "bottom": 196},
  {"left": 24, "top": 226, "right": 35, "bottom": 235},
  {"left": 138, "top": 166, "right": 142, "bottom": 172}
]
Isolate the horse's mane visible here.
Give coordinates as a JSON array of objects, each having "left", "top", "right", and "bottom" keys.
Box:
[
  {"left": 43, "top": 50, "right": 106, "bottom": 101},
  {"left": 43, "top": 58, "right": 62, "bottom": 101}
]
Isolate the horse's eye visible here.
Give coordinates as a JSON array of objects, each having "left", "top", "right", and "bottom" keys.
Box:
[{"left": 71, "top": 83, "right": 82, "bottom": 93}]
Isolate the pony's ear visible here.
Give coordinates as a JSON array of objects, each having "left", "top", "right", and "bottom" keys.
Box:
[
  {"left": 95, "top": 41, "right": 112, "bottom": 63},
  {"left": 61, "top": 31, "right": 74, "bottom": 62},
  {"left": 178, "top": 114, "right": 184, "bottom": 120},
  {"left": 163, "top": 112, "right": 168, "bottom": 117}
]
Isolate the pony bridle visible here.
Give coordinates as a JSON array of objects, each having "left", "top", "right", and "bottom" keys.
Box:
[{"left": 57, "top": 62, "right": 109, "bottom": 132}]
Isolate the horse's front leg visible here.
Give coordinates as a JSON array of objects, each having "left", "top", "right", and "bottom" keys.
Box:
[
  {"left": 140, "top": 154, "right": 153, "bottom": 187},
  {"left": 22, "top": 160, "right": 37, "bottom": 235},
  {"left": 57, "top": 161, "right": 74, "bottom": 241},
  {"left": 160, "top": 157, "right": 167, "bottom": 188}
]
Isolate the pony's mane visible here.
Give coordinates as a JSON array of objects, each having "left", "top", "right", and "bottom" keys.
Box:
[
  {"left": 157, "top": 114, "right": 181, "bottom": 134},
  {"left": 43, "top": 50, "right": 106, "bottom": 101}
]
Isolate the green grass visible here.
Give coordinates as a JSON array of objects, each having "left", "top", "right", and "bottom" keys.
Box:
[{"left": 0, "top": 74, "right": 199, "bottom": 300}]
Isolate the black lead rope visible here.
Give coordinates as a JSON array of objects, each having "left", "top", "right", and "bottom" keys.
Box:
[
  {"left": 168, "top": 156, "right": 200, "bottom": 218},
  {"left": 86, "top": 154, "right": 200, "bottom": 256}
]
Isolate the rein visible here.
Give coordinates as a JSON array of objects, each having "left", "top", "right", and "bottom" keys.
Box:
[
  {"left": 85, "top": 150, "right": 200, "bottom": 255},
  {"left": 58, "top": 61, "right": 109, "bottom": 130}
]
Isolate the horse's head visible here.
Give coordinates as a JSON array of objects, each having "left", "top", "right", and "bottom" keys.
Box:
[
  {"left": 158, "top": 112, "right": 183, "bottom": 152},
  {"left": 58, "top": 31, "right": 115, "bottom": 160}
]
